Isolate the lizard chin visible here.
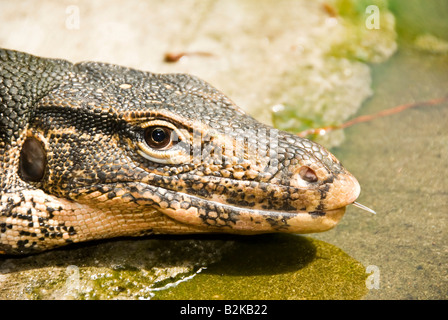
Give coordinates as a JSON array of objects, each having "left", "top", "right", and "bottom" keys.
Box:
[
  {"left": 71, "top": 182, "right": 349, "bottom": 235},
  {"left": 157, "top": 195, "right": 347, "bottom": 235}
]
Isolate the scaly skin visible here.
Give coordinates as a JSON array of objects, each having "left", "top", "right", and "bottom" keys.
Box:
[{"left": 0, "top": 49, "right": 360, "bottom": 255}]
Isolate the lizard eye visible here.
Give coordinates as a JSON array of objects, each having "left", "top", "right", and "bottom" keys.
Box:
[
  {"left": 137, "top": 120, "right": 190, "bottom": 164},
  {"left": 144, "top": 126, "right": 177, "bottom": 149}
]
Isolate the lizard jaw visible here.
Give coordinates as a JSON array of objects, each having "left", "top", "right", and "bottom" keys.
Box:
[
  {"left": 72, "top": 180, "right": 354, "bottom": 235},
  {"left": 153, "top": 190, "right": 348, "bottom": 234},
  {"left": 150, "top": 171, "right": 360, "bottom": 234}
]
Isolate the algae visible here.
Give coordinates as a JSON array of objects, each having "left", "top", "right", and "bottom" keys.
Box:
[
  {"left": 0, "top": 237, "right": 236, "bottom": 300},
  {"left": 271, "top": 0, "right": 397, "bottom": 147},
  {"left": 270, "top": 57, "right": 372, "bottom": 147},
  {"left": 413, "top": 34, "right": 448, "bottom": 54},
  {"left": 0, "top": 235, "right": 368, "bottom": 300},
  {"left": 151, "top": 235, "right": 368, "bottom": 300},
  {"left": 327, "top": 0, "right": 397, "bottom": 63}
]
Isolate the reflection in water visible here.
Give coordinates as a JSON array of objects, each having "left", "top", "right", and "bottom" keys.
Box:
[{"left": 0, "top": 234, "right": 367, "bottom": 299}]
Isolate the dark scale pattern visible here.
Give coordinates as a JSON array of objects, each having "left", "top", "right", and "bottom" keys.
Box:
[{"left": 1, "top": 48, "right": 361, "bottom": 255}]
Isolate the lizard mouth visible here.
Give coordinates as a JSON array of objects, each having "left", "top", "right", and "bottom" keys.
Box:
[
  {"left": 150, "top": 187, "right": 348, "bottom": 234},
  {"left": 72, "top": 173, "right": 357, "bottom": 235},
  {"left": 148, "top": 171, "right": 360, "bottom": 234}
]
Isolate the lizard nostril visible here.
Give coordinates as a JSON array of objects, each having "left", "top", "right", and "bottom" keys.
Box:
[
  {"left": 299, "top": 166, "right": 318, "bottom": 183},
  {"left": 19, "top": 137, "right": 47, "bottom": 182}
]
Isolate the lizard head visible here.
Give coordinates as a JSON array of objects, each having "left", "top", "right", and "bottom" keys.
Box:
[
  {"left": 23, "top": 60, "right": 361, "bottom": 238},
  {"left": 1, "top": 49, "right": 364, "bottom": 254}
]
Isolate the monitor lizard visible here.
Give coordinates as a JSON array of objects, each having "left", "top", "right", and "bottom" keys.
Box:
[{"left": 0, "top": 48, "right": 363, "bottom": 255}]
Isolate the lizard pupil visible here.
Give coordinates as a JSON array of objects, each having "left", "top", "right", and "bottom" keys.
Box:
[
  {"left": 145, "top": 126, "right": 172, "bottom": 149},
  {"left": 152, "top": 128, "right": 166, "bottom": 142}
]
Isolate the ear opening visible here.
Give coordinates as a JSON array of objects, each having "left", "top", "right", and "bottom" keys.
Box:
[{"left": 19, "top": 136, "right": 47, "bottom": 182}]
